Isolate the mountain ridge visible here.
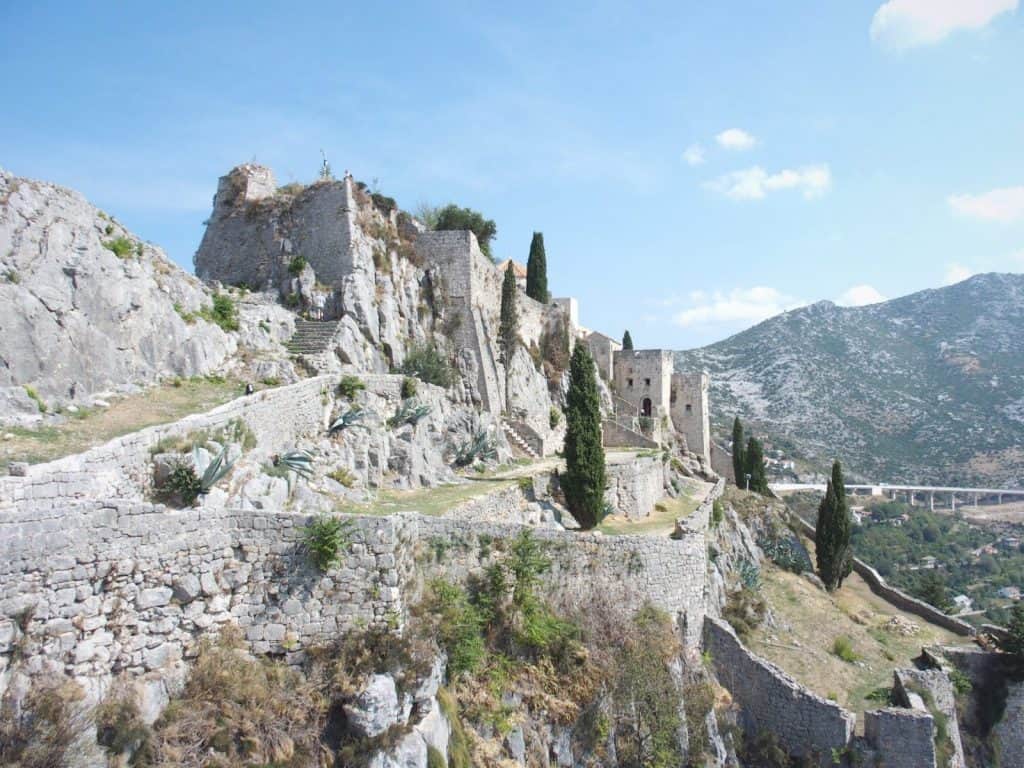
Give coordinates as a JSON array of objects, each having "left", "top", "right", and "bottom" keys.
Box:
[{"left": 676, "top": 272, "right": 1024, "bottom": 487}]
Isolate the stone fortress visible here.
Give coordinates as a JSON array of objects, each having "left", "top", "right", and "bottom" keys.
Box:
[{"left": 0, "top": 163, "right": 1013, "bottom": 768}]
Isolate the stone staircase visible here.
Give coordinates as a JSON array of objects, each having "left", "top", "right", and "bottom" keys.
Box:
[
  {"left": 501, "top": 419, "right": 540, "bottom": 459},
  {"left": 286, "top": 319, "right": 341, "bottom": 356}
]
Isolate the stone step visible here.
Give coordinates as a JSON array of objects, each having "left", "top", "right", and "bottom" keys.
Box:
[
  {"left": 501, "top": 420, "right": 539, "bottom": 460},
  {"left": 286, "top": 320, "right": 341, "bottom": 356}
]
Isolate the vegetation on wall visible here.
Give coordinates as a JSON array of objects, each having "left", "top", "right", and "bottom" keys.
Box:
[
  {"left": 562, "top": 344, "right": 606, "bottom": 529},
  {"left": 399, "top": 342, "right": 454, "bottom": 388},
  {"left": 433, "top": 204, "right": 497, "bottom": 261}
]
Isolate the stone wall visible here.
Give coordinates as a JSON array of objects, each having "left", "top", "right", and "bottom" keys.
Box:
[
  {"left": 0, "top": 376, "right": 338, "bottom": 513},
  {"left": 417, "top": 516, "right": 709, "bottom": 646},
  {"left": 703, "top": 618, "right": 856, "bottom": 765},
  {"left": 862, "top": 708, "right": 936, "bottom": 768},
  {"left": 602, "top": 419, "right": 660, "bottom": 450},
  {"left": 0, "top": 500, "right": 416, "bottom": 701},
  {"left": 583, "top": 331, "right": 620, "bottom": 381},
  {"left": 605, "top": 454, "right": 665, "bottom": 519}
]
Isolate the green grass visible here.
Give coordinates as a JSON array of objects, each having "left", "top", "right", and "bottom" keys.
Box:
[
  {"left": 1, "top": 377, "right": 242, "bottom": 473},
  {"left": 598, "top": 488, "right": 699, "bottom": 536},
  {"left": 337, "top": 479, "right": 516, "bottom": 517}
]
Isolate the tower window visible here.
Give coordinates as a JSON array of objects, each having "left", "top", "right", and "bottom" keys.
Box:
[
  {"left": 685, "top": 404, "right": 693, "bottom": 413},
  {"left": 627, "top": 378, "right": 634, "bottom": 387},
  {"left": 644, "top": 378, "right": 651, "bottom": 387}
]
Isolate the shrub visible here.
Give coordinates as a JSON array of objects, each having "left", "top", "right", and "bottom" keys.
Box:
[
  {"left": 206, "top": 293, "right": 239, "bottom": 332},
  {"left": 147, "top": 629, "right": 327, "bottom": 766},
  {"left": 162, "top": 461, "right": 203, "bottom": 506},
  {"left": 0, "top": 675, "right": 93, "bottom": 768},
  {"left": 329, "top": 407, "right": 364, "bottom": 435},
  {"left": 95, "top": 683, "right": 151, "bottom": 758},
  {"left": 427, "top": 745, "right": 446, "bottom": 768},
  {"left": 337, "top": 375, "right": 366, "bottom": 400},
  {"left": 998, "top": 601, "right": 1024, "bottom": 657},
  {"left": 426, "top": 580, "right": 488, "bottom": 677},
  {"left": 434, "top": 204, "right": 497, "bottom": 260},
  {"left": 388, "top": 401, "right": 432, "bottom": 429},
  {"left": 400, "top": 342, "right": 454, "bottom": 388},
  {"left": 103, "top": 236, "right": 134, "bottom": 258},
  {"left": 24, "top": 385, "right": 47, "bottom": 413},
  {"left": 723, "top": 586, "right": 766, "bottom": 640},
  {"left": 549, "top": 406, "right": 561, "bottom": 429},
  {"left": 302, "top": 514, "right": 351, "bottom": 571},
  {"left": 831, "top": 635, "right": 858, "bottom": 663},
  {"left": 274, "top": 449, "right": 314, "bottom": 479},
  {"left": 328, "top": 467, "right": 356, "bottom": 488},
  {"left": 453, "top": 428, "right": 497, "bottom": 467},
  {"left": 400, "top": 376, "right": 418, "bottom": 399},
  {"left": 287, "top": 255, "right": 308, "bottom": 276},
  {"left": 712, "top": 498, "right": 724, "bottom": 527},
  {"left": 740, "top": 730, "right": 791, "bottom": 768}
]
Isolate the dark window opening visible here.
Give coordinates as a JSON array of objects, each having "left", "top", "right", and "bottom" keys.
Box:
[
  {"left": 644, "top": 378, "right": 651, "bottom": 387},
  {"left": 685, "top": 404, "right": 693, "bottom": 413},
  {"left": 627, "top": 378, "right": 634, "bottom": 387},
  {"left": 642, "top": 397, "right": 653, "bottom": 417}
]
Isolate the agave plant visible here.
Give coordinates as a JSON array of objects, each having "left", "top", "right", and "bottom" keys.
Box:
[
  {"left": 329, "top": 406, "right": 365, "bottom": 435},
  {"left": 196, "top": 444, "right": 237, "bottom": 495},
  {"left": 274, "top": 449, "right": 315, "bottom": 479},
  {"left": 453, "top": 428, "right": 497, "bottom": 467},
  {"left": 387, "top": 401, "right": 432, "bottom": 429}
]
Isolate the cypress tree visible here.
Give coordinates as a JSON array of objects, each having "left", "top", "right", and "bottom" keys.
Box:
[
  {"left": 815, "top": 460, "right": 853, "bottom": 592},
  {"left": 744, "top": 436, "right": 769, "bottom": 495},
  {"left": 499, "top": 261, "right": 518, "bottom": 364},
  {"left": 563, "top": 343, "right": 606, "bottom": 529},
  {"left": 622, "top": 330, "right": 633, "bottom": 350},
  {"left": 526, "top": 232, "right": 549, "bottom": 303},
  {"left": 731, "top": 417, "right": 745, "bottom": 487}
]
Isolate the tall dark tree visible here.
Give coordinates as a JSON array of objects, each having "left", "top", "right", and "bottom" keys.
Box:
[
  {"left": 563, "top": 344, "right": 606, "bottom": 529},
  {"left": 622, "top": 330, "right": 634, "bottom": 350},
  {"left": 744, "top": 437, "right": 769, "bottom": 495},
  {"left": 526, "top": 232, "right": 549, "bottom": 303},
  {"left": 815, "top": 460, "right": 854, "bottom": 592},
  {"left": 498, "top": 261, "right": 519, "bottom": 365},
  {"left": 731, "top": 417, "right": 746, "bottom": 487},
  {"left": 999, "top": 602, "right": 1024, "bottom": 657},
  {"left": 914, "top": 571, "right": 952, "bottom": 614}
]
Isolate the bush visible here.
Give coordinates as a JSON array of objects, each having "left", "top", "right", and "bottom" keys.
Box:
[
  {"left": 207, "top": 293, "right": 239, "bottom": 332},
  {"left": 434, "top": 204, "right": 497, "bottom": 260},
  {"left": 549, "top": 406, "right": 561, "bottom": 429},
  {"left": 328, "top": 467, "right": 357, "bottom": 488},
  {"left": 0, "top": 675, "right": 93, "bottom": 768},
  {"left": 302, "top": 514, "right": 351, "bottom": 571},
  {"left": 95, "top": 683, "right": 151, "bottom": 758},
  {"left": 740, "top": 730, "right": 791, "bottom": 768},
  {"left": 399, "top": 342, "right": 454, "bottom": 388},
  {"left": 998, "top": 601, "right": 1024, "bottom": 657},
  {"left": 162, "top": 460, "right": 203, "bottom": 506},
  {"left": 723, "top": 586, "right": 766, "bottom": 640},
  {"left": 401, "top": 376, "right": 418, "bottom": 399},
  {"left": 337, "top": 375, "right": 366, "bottom": 400},
  {"left": 831, "top": 635, "right": 858, "bottom": 663},
  {"left": 426, "top": 580, "right": 488, "bottom": 677},
  {"left": 711, "top": 498, "right": 724, "bottom": 527},
  {"left": 103, "top": 236, "right": 134, "bottom": 258},
  {"left": 388, "top": 401, "right": 432, "bottom": 429},
  {"left": 287, "top": 255, "right": 308, "bottom": 276},
  {"left": 453, "top": 428, "right": 497, "bottom": 467},
  {"left": 24, "top": 385, "right": 47, "bottom": 413}
]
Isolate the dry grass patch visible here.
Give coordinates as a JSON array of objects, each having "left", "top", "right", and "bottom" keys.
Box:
[
  {"left": 598, "top": 485, "right": 702, "bottom": 537},
  {"left": 2, "top": 377, "right": 242, "bottom": 472},
  {"left": 343, "top": 479, "right": 516, "bottom": 517}
]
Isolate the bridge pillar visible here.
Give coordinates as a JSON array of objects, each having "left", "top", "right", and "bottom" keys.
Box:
[
  {"left": 909, "top": 491, "right": 916, "bottom": 507},
  {"left": 998, "top": 494, "right": 1003, "bottom": 505},
  {"left": 973, "top": 493, "right": 979, "bottom": 508},
  {"left": 929, "top": 492, "right": 935, "bottom": 511},
  {"left": 951, "top": 493, "right": 957, "bottom": 512}
]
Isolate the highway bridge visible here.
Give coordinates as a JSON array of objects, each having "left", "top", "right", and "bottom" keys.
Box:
[{"left": 770, "top": 482, "right": 1024, "bottom": 511}]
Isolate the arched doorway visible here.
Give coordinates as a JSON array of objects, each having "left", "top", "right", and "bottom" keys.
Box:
[{"left": 641, "top": 397, "right": 652, "bottom": 417}]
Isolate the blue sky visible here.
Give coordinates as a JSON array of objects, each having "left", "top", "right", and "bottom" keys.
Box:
[{"left": 2, "top": 1, "right": 1022, "bottom": 348}]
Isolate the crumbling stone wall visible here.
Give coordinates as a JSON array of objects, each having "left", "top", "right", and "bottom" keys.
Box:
[
  {"left": 0, "top": 376, "right": 338, "bottom": 512},
  {"left": 862, "top": 708, "right": 936, "bottom": 768},
  {"left": 703, "top": 618, "right": 856, "bottom": 765}
]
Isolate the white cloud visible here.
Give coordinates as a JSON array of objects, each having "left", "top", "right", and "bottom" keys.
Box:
[
  {"left": 943, "top": 263, "right": 976, "bottom": 285},
  {"left": 871, "top": 0, "right": 1018, "bottom": 49},
  {"left": 836, "top": 284, "right": 887, "bottom": 306},
  {"left": 947, "top": 186, "right": 1024, "bottom": 223},
  {"left": 672, "top": 286, "right": 807, "bottom": 328},
  {"left": 715, "top": 128, "right": 758, "bottom": 151},
  {"left": 682, "top": 144, "right": 705, "bottom": 166},
  {"left": 707, "top": 164, "right": 832, "bottom": 201}
]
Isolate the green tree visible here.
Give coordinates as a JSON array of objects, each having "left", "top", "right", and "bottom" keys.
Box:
[
  {"left": 999, "top": 602, "right": 1024, "bottom": 657},
  {"left": 815, "top": 460, "right": 854, "bottom": 592},
  {"left": 435, "top": 205, "right": 498, "bottom": 261},
  {"left": 731, "top": 417, "right": 746, "bottom": 487},
  {"left": 499, "top": 261, "right": 519, "bottom": 365},
  {"left": 914, "top": 571, "right": 953, "bottom": 613},
  {"left": 744, "top": 436, "right": 769, "bottom": 495},
  {"left": 526, "top": 232, "right": 549, "bottom": 302},
  {"left": 563, "top": 344, "right": 606, "bottom": 530},
  {"left": 622, "top": 330, "right": 633, "bottom": 350}
]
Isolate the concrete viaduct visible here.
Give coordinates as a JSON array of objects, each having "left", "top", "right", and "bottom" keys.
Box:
[{"left": 770, "top": 483, "right": 1024, "bottom": 512}]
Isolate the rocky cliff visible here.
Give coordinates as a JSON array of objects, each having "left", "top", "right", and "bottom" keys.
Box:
[{"left": 0, "top": 170, "right": 236, "bottom": 423}]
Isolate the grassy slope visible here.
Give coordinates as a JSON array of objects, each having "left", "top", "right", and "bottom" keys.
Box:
[
  {"left": 747, "top": 558, "right": 968, "bottom": 719},
  {"left": 2, "top": 377, "right": 243, "bottom": 471}
]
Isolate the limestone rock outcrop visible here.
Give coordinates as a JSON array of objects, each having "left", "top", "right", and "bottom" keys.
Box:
[{"left": 0, "top": 170, "right": 236, "bottom": 421}]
